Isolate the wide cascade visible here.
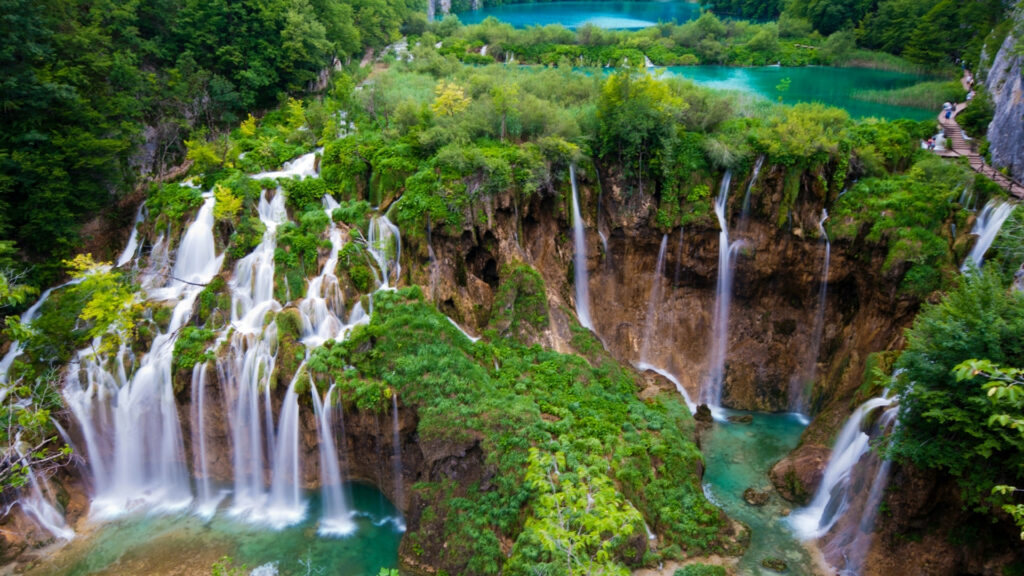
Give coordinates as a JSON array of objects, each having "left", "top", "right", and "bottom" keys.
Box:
[{"left": 3, "top": 147, "right": 409, "bottom": 540}]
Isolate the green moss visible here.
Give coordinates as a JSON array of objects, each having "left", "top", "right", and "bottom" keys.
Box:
[
  {"left": 674, "top": 564, "right": 727, "bottom": 576},
  {"left": 172, "top": 326, "right": 216, "bottom": 374},
  {"left": 197, "top": 276, "right": 230, "bottom": 327},
  {"left": 488, "top": 262, "right": 548, "bottom": 341}
]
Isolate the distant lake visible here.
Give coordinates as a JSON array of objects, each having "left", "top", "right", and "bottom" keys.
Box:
[
  {"left": 456, "top": 1, "right": 702, "bottom": 29},
  {"left": 662, "top": 65, "right": 936, "bottom": 121}
]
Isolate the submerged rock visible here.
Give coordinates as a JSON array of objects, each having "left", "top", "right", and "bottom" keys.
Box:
[
  {"left": 728, "top": 414, "right": 753, "bottom": 424},
  {"left": 761, "top": 557, "right": 788, "bottom": 572},
  {"left": 742, "top": 487, "right": 771, "bottom": 506}
]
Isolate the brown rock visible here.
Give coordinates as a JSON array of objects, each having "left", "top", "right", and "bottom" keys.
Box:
[{"left": 769, "top": 443, "right": 831, "bottom": 504}]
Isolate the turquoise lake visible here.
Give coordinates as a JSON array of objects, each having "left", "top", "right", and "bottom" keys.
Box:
[
  {"left": 661, "top": 65, "right": 936, "bottom": 121},
  {"left": 456, "top": 1, "right": 702, "bottom": 29}
]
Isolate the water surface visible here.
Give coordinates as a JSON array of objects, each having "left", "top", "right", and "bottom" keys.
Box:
[
  {"left": 457, "top": 1, "right": 701, "bottom": 29},
  {"left": 27, "top": 484, "right": 402, "bottom": 576},
  {"left": 662, "top": 65, "right": 935, "bottom": 120},
  {"left": 701, "top": 410, "right": 825, "bottom": 575}
]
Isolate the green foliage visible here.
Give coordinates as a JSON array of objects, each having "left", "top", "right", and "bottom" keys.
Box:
[
  {"left": 274, "top": 208, "right": 329, "bottom": 301},
  {"left": 308, "top": 288, "right": 723, "bottom": 575},
  {"left": 488, "top": 261, "right": 549, "bottom": 340},
  {"left": 172, "top": 326, "right": 216, "bottom": 373},
  {"left": 65, "top": 254, "right": 143, "bottom": 356},
  {"left": 149, "top": 183, "right": 204, "bottom": 223},
  {"left": 210, "top": 556, "right": 246, "bottom": 576},
  {"left": 889, "top": 269, "right": 1024, "bottom": 509},
  {"left": 281, "top": 175, "right": 329, "bottom": 212},
  {"left": 830, "top": 156, "right": 971, "bottom": 296},
  {"left": 852, "top": 80, "right": 964, "bottom": 110},
  {"left": 957, "top": 85, "right": 995, "bottom": 139}
]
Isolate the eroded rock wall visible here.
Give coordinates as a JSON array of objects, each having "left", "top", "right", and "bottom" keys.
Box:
[{"left": 985, "top": 26, "right": 1024, "bottom": 184}]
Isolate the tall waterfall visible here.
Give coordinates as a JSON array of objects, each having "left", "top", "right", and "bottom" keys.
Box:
[
  {"left": 639, "top": 234, "right": 669, "bottom": 364},
  {"left": 190, "top": 362, "right": 220, "bottom": 517},
  {"left": 313, "top": 385, "right": 355, "bottom": 536},
  {"left": 793, "top": 209, "right": 831, "bottom": 412},
  {"left": 265, "top": 375, "right": 306, "bottom": 528},
  {"left": 962, "top": 199, "right": 1016, "bottom": 271},
  {"left": 368, "top": 215, "right": 402, "bottom": 290},
  {"left": 116, "top": 202, "right": 146, "bottom": 268},
  {"left": 789, "top": 395, "right": 894, "bottom": 540},
  {"left": 703, "top": 170, "right": 737, "bottom": 409},
  {"left": 570, "top": 164, "right": 594, "bottom": 330}
]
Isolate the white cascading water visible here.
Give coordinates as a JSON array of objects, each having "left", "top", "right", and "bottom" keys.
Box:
[
  {"left": 962, "top": 199, "right": 1016, "bottom": 271},
  {"left": 704, "top": 170, "right": 738, "bottom": 410},
  {"left": 639, "top": 234, "right": 668, "bottom": 364},
  {"left": 793, "top": 209, "right": 831, "bottom": 413},
  {"left": 65, "top": 195, "right": 223, "bottom": 518},
  {"left": 789, "top": 395, "right": 894, "bottom": 540},
  {"left": 264, "top": 375, "right": 306, "bottom": 528},
  {"left": 16, "top": 455, "right": 74, "bottom": 541},
  {"left": 740, "top": 154, "right": 765, "bottom": 220},
  {"left": 190, "top": 362, "right": 222, "bottom": 518},
  {"left": 570, "top": 164, "right": 594, "bottom": 330},
  {"left": 300, "top": 194, "right": 348, "bottom": 347},
  {"left": 824, "top": 405, "right": 899, "bottom": 576},
  {"left": 116, "top": 202, "right": 146, "bottom": 268},
  {"left": 312, "top": 384, "right": 355, "bottom": 536},
  {"left": 367, "top": 215, "right": 402, "bottom": 290}
]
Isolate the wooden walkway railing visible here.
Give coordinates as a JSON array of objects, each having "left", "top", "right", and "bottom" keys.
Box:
[{"left": 934, "top": 71, "right": 1024, "bottom": 199}]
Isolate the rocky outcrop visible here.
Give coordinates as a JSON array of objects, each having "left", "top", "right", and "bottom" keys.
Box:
[
  {"left": 984, "top": 25, "right": 1024, "bottom": 184},
  {"left": 769, "top": 443, "right": 831, "bottom": 504}
]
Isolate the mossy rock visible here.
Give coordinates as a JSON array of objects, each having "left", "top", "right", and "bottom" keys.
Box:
[
  {"left": 761, "top": 557, "right": 788, "bottom": 572},
  {"left": 273, "top": 308, "right": 306, "bottom": 388}
]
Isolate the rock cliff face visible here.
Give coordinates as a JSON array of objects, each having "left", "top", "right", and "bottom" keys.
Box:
[
  {"left": 410, "top": 162, "right": 917, "bottom": 415},
  {"left": 985, "top": 26, "right": 1024, "bottom": 183}
]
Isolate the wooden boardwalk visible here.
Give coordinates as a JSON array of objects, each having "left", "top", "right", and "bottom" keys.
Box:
[{"left": 935, "top": 71, "right": 1024, "bottom": 198}]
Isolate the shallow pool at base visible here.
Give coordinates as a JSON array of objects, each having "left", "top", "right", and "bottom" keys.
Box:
[
  {"left": 29, "top": 484, "right": 402, "bottom": 576},
  {"left": 456, "top": 1, "right": 701, "bottom": 29},
  {"left": 701, "top": 410, "right": 824, "bottom": 575}
]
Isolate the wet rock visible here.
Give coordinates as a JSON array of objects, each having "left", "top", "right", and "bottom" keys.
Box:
[
  {"left": 743, "top": 487, "right": 771, "bottom": 506},
  {"left": 761, "top": 557, "right": 788, "bottom": 572},
  {"left": 694, "top": 404, "right": 714, "bottom": 423}
]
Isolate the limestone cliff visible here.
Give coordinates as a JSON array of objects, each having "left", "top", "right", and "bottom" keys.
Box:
[{"left": 984, "top": 20, "right": 1024, "bottom": 183}]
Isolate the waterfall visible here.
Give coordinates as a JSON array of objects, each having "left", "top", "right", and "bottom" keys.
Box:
[
  {"left": 570, "top": 164, "right": 593, "bottom": 330},
  {"left": 265, "top": 374, "right": 307, "bottom": 528},
  {"left": 793, "top": 209, "right": 830, "bottom": 413},
  {"left": 391, "top": 394, "right": 404, "bottom": 512},
  {"left": 704, "top": 171, "right": 737, "bottom": 409},
  {"left": 741, "top": 155, "right": 765, "bottom": 219},
  {"left": 300, "top": 195, "right": 347, "bottom": 347},
  {"left": 312, "top": 385, "right": 355, "bottom": 536},
  {"left": 824, "top": 405, "right": 899, "bottom": 576},
  {"left": 190, "top": 362, "right": 220, "bottom": 518},
  {"left": 65, "top": 195, "right": 222, "bottom": 518},
  {"left": 116, "top": 202, "right": 146, "bottom": 268},
  {"left": 17, "top": 457, "right": 74, "bottom": 541},
  {"left": 639, "top": 234, "right": 668, "bottom": 364},
  {"left": 367, "top": 215, "right": 402, "bottom": 289},
  {"left": 962, "top": 199, "right": 1016, "bottom": 271},
  {"left": 634, "top": 364, "right": 696, "bottom": 413},
  {"left": 789, "top": 395, "right": 894, "bottom": 540}
]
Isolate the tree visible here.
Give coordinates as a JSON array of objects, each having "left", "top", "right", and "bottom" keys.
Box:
[
  {"left": 889, "top": 268, "right": 1024, "bottom": 507},
  {"left": 64, "top": 254, "right": 143, "bottom": 356},
  {"left": 431, "top": 81, "right": 471, "bottom": 117},
  {"left": 491, "top": 81, "right": 520, "bottom": 142}
]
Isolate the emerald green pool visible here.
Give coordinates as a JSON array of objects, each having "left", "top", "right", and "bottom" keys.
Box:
[
  {"left": 701, "top": 411, "right": 824, "bottom": 575},
  {"left": 28, "top": 484, "right": 402, "bottom": 576},
  {"left": 456, "top": 1, "right": 701, "bottom": 29},
  {"left": 662, "top": 65, "right": 936, "bottom": 121}
]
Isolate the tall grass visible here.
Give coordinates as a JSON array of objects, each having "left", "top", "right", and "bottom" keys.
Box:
[{"left": 852, "top": 80, "right": 966, "bottom": 110}]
